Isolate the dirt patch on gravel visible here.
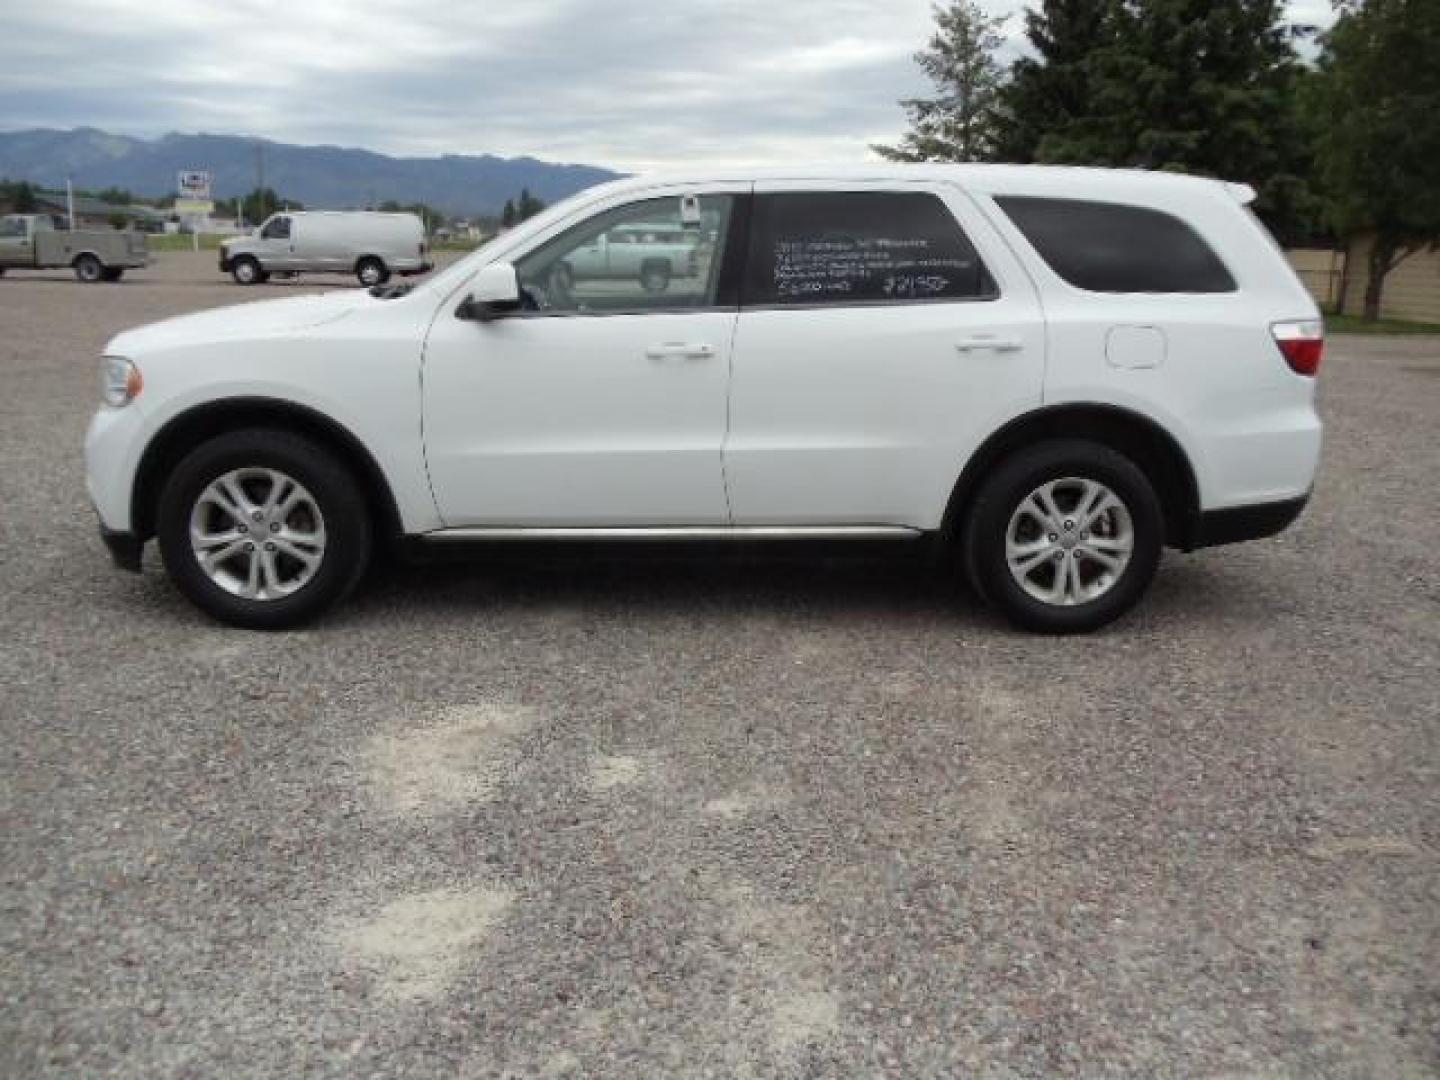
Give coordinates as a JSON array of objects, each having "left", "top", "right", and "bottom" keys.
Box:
[
  {"left": 362, "top": 702, "right": 541, "bottom": 817},
  {"left": 332, "top": 886, "right": 514, "bottom": 1003}
]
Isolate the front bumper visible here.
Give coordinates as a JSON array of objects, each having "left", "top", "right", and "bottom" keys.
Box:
[
  {"left": 100, "top": 523, "right": 144, "bottom": 572},
  {"left": 218, "top": 250, "right": 231, "bottom": 273},
  {"left": 86, "top": 401, "right": 148, "bottom": 534}
]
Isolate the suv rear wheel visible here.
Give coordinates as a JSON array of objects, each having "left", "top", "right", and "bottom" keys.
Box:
[
  {"left": 156, "top": 430, "right": 371, "bottom": 630},
  {"left": 963, "top": 439, "right": 1163, "bottom": 633}
]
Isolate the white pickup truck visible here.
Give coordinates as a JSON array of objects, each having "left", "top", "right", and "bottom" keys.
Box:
[
  {"left": 556, "top": 224, "right": 701, "bottom": 293},
  {"left": 0, "top": 214, "right": 149, "bottom": 282}
]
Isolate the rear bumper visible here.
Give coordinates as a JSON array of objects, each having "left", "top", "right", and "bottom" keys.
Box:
[
  {"left": 1185, "top": 492, "right": 1310, "bottom": 550},
  {"left": 218, "top": 251, "right": 231, "bottom": 272},
  {"left": 100, "top": 523, "right": 144, "bottom": 572}
]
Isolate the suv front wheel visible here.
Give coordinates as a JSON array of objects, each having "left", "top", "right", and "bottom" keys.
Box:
[
  {"left": 963, "top": 439, "right": 1163, "bottom": 634},
  {"left": 156, "top": 430, "right": 371, "bottom": 630}
]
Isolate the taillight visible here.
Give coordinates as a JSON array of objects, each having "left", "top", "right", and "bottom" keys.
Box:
[{"left": 1271, "top": 319, "right": 1324, "bottom": 376}]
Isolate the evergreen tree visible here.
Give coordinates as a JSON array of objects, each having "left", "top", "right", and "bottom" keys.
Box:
[
  {"left": 998, "top": 0, "right": 1315, "bottom": 238},
  {"left": 501, "top": 198, "right": 516, "bottom": 229},
  {"left": 518, "top": 188, "right": 545, "bottom": 220},
  {"left": 1, "top": 179, "right": 39, "bottom": 213},
  {"left": 995, "top": 1, "right": 1122, "bottom": 163},
  {"left": 873, "top": 2, "right": 1009, "bottom": 163}
]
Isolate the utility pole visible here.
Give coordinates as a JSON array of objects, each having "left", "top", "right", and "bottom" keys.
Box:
[
  {"left": 65, "top": 175, "right": 76, "bottom": 231},
  {"left": 255, "top": 142, "right": 265, "bottom": 212}
]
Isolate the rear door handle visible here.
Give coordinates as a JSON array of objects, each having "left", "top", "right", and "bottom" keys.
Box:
[
  {"left": 955, "top": 335, "right": 1023, "bottom": 353},
  {"left": 645, "top": 342, "right": 715, "bottom": 361}
]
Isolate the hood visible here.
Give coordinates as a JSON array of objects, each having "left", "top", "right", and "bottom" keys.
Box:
[{"left": 106, "top": 290, "right": 373, "bottom": 355}]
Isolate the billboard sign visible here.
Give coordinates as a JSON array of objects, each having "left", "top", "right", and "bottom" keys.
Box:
[{"left": 177, "top": 170, "right": 212, "bottom": 200}]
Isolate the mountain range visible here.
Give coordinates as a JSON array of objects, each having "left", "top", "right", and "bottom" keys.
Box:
[{"left": 0, "top": 128, "right": 621, "bottom": 216}]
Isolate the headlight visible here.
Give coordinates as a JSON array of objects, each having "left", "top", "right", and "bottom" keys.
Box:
[{"left": 100, "top": 355, "right": 142, "bottom": 407}]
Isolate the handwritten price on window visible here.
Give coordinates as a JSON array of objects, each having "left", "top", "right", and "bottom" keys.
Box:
[{"left": 882, "top": 274, "right": 951, "bottom": 297}]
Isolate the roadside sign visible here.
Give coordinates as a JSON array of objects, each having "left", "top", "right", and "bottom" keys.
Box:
[
  {"left": 177, "top": 170, "right": 212, "bottom": 200},
  {"left": 175, "top": 198, "right": 215, "bottom": 215}
]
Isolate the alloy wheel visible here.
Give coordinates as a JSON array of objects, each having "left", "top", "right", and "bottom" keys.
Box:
[
  {"left": 1004, "top": 477, "right": 1134, "bottom": 607},
  {"left": 188, "top": 467, "right": 327, "bottom": 600}
]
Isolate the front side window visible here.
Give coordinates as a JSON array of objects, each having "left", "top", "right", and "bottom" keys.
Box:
[
  {"left": 514, "top": 195, "right": 734, "bottom": 315},
  {"left": 0, "top": 218, "right": 25, "bottom": 238},
  {"left": 994, "top": 196, "right": 1236, "bottom": 293},
  {"left": 743, "top": 191, "right": 996, "bottom": 307},
  {"left": 261, "top": 216, "right": 291, "bottom": 240}
]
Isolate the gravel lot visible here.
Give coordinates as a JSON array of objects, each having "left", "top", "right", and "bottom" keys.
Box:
[{"left": 2, "top": 252, "right": 1437, "bottom": 1077}]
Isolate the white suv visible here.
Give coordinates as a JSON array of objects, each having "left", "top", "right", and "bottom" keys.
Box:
[{"left": 85, "top": 166, "right": 1323, "bottom": 633}]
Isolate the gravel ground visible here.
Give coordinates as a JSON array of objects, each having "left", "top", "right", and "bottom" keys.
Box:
[{"left": 2, "top": 252, "right": 1437, "bottom": 1078}]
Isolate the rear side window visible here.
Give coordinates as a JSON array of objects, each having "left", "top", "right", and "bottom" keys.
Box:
[
  {"left": 743, "top": 191, "right": 996, "bottom": 307},
  {"left": 994, "top": 196, "right": 1236, "bottom": 294}
]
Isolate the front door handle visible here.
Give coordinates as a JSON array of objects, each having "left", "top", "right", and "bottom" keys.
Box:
[
  {"left": 955, "top": 335, "right": 1023, "bottom": 353},
  {"left": 645, "top": 342, "right": 715, "bottom": 361}
]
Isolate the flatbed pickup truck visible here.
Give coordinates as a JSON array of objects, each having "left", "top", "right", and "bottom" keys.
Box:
[{"left": 0, "top": 214, "right": 149, "bottom": 282}]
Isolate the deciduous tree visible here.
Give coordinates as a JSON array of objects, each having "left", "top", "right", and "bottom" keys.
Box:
[{"left": 1309, "top": 0, "right": 1440, "bottom": 319}]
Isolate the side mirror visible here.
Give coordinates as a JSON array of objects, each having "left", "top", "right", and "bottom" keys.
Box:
[{"left": 457, "top": 261, "right": 523, "bottom": 321}]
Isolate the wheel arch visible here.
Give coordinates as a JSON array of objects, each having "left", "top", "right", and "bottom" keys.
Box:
[
  {"left": 131, "top": 397, "right": 404, "bottom": 544},
  {"left": 69, "top": 250, "right": 105, "bottom": 266},
  {"left": 940, "top": 403, "right": 1202, "bottom": 551}
]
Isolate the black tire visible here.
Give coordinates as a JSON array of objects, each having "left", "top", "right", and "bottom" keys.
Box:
[
  {"left": 231, "top": 257, "right": 265, "bottom": 286},
  {"left": 156, "top": 429, "right": 371, "bottom": 630},
  {"left": 962, "top": 439, "right": 1163, "bottom": 634},
  {"left": 0, "top": 266, "right": 8, "bottom": 278},
  {"left": 639, "top": 260, "right": 671, "bottom": 293},
  {"left": 356, "top": 257, "right": 389, "bottom": 287},
  {"left": 74, "top": 253, "right": 103, "bottom": 283},
  {"left": 101, "top": 266, "right": 124, "bottom": 282}
]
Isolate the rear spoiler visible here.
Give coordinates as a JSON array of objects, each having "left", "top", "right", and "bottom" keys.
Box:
[{"left": 1222, "top": 181, "right": 1257, "bottom": 205}]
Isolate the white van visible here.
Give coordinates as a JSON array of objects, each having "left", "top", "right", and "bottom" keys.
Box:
[{"left": 218, "top": 211, "right": 431, "bottom": 287}]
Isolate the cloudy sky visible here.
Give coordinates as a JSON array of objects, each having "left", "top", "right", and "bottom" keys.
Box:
[{"left": 4, "top": 0, "right": 1336, "bottom": 171}]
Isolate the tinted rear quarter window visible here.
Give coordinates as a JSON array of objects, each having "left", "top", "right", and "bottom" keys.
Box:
[
  {"left": 994, "top": 196, "right": 1236, "bottom": 293},
  {"left": 744, "top": 191, "right": 996, "bottom": 306}
]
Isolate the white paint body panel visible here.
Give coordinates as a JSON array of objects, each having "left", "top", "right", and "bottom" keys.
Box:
[
  {"left": 422, "top": 308, "right": 735, "bottom": 525},
  {"left": 420, "top": 180, "right": 750, "bottom": 526},
  {"left": 86, "top": 164, "right": 1323, "bottom": 545},
  {"left": 725, "top": 179, "right": 1045, "bottom": 528},
  {"left": 86, "top": 289, "right": 441, "bottom": 533},
  {"left": 960, "top": 169, "right": 1322, "bottom": 510}
]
